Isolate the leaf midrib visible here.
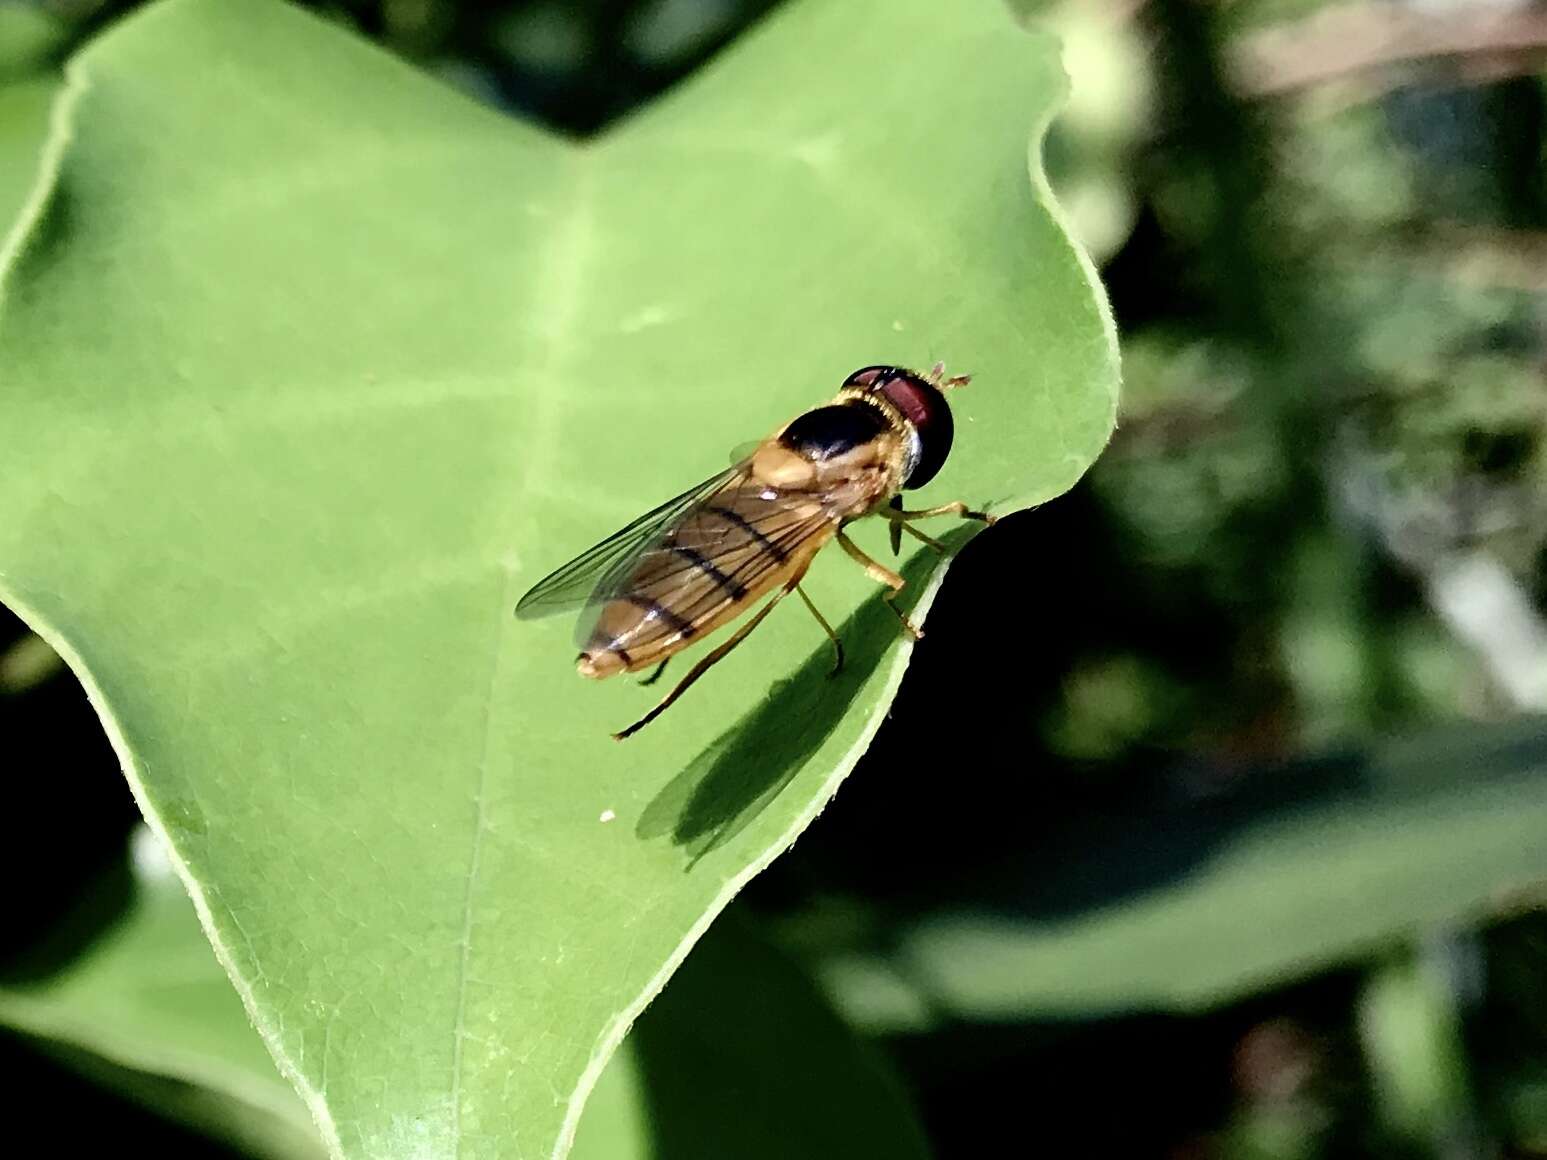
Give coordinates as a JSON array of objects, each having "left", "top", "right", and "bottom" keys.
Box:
[{"left": 450, "top": 152, "right": 594, "bottom": 1157}]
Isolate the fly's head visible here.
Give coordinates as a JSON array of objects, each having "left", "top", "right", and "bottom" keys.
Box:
[{"left": 836, "top": 364, "right": 962, "bottom": 490}]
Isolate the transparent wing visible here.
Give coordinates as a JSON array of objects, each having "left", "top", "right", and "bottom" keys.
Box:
[
  {"left": 514, "top": 463, "right": 746, "bottom": 620},
  {"left": 577, "top": 474, "right": 852, "bottom": 657}
]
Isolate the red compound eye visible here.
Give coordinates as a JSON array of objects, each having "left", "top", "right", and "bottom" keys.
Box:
[
  {"left": 841, "top": 366, "right": 954, "bottom": 488},
  {"left": 841, "top": 366, "right": 889, "bottom": 390}
]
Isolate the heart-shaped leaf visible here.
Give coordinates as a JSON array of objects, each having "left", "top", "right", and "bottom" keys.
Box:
[{"left": 0, "top": 0, "right": 1117, "bottom": 1155}]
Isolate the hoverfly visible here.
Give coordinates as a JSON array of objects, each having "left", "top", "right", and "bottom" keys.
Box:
[{"left": 515, "top": 364, "right": 994, "bottom": 740}]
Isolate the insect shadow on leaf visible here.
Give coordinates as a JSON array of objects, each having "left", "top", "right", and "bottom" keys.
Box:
[{"left": 635, "top": 533, "right": 968, "bottom": 866}]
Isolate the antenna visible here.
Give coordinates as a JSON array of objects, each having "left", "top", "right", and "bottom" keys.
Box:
[{"left": 927, "top": 361, "right": 972, "bottom": 390}]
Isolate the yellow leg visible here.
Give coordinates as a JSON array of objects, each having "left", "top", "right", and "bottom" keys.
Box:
[
  {"left": 613, "top": 580, "right": 797, "bottom": 741},
  {"left": 796, "top": 583, "right": 844, "bottom": 675},
  {"left": 883, "top": 499, "right": 996, "bottom": 525},
  {"left": 878, "top": 497, "right": 995, "bottom": 554},
  {"left": 900, "top": 522, "right": 947, "bottom": 553},
  {"left": 836, "top": 527, "right": 904, "bottom": 589},
  {"left": 835, "top": 527, "right": 922, "bottom": 640}
]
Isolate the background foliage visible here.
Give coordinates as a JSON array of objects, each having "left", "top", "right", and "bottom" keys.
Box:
[{"left": 4, "top": 0, "right": 1547, "bottom": 1157}]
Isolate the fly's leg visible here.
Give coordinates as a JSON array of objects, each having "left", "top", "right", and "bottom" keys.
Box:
[
  {"left": 613, "top": 580, "right": 798, "bottom": 741},
  {"left": 878, "top": 499, "right": 994, "bottom": 555},
  {"left": 836, "top": 526, "right": 906, "bottom": 589},
  {"left": 638, "top": 659, "right": 669, "bottom": 687},
  {"left": 898, "top": 521, "right": 948, "bottom": 553},
  {"left": 883, "top": 500, "right": 996, "bottom": 526},
  {"left": 835, "top": 527, "right": 923, "bottom": 641},
  {"left": 882, "top": 591, "right": 923, "bottom": 641},
  {"left": 886, "top": 496, "right": 904, "bottom": 556},
  {"left": 796, "top": 583, "right": 844, "bottom": 676}
]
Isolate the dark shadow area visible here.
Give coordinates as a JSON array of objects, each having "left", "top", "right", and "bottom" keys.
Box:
[
  {"left": 0, "top": 606, "right": 140, "bottom": 975},
  {"left": 742, "top": 493, "right": 1245, "bottom": 910},
  {"left": 631, "top": 916, "right": 929, "bottom": 1158},
  {"left": 637, "top": 529, "right": 973, "bottom": 865},
  {"left": 0, "top": 855, "right": 133, "bottom": 986},
  {"left": 746, "top": 491, "right": 1547, "bottom": 929},
  {"left": 882, "top": 966, "right": 1371, "bottom": 1160},
  {"left": 0, "top": 1030, "right": 251, "bottom": 1159}
]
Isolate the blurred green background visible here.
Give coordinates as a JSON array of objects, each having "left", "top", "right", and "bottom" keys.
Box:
[{"left": 4, "top": 0, "right": 1547, "bottom": 1155}]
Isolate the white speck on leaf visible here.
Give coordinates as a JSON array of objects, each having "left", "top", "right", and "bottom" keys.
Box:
[
  {"left": 619, "top": 304, "right": 676, "bottom": 334},
  {"left": 790, "top": 130, "right": 843, "bottom": 171},
  {"left": 599, "top": 809, "right": 616, "bottom": 823}
]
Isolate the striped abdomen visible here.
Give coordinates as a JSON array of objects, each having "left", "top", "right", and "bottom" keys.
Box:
[{"left": 575, "top": 479, "right": 834, "bottom": 678}]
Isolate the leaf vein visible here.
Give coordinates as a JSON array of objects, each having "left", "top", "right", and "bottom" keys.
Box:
[{"left": 450, "top": 155, "right": 596, "bottom": 1158}]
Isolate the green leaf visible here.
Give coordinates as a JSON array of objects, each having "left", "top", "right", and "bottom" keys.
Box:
[
  {"left": 888, "top": 719, "right": 1547, "bottom": 1018},
  {"left": 0, "top": 832, "right": 928, "bottom": 1160},
  {"left": 0, "top": 0, "right": 1116, "bottom": 1156}
]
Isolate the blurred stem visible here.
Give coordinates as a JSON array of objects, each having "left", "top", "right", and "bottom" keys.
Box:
[
  {"left": 1149, "top": 1, "right": 1408, "bottom": 733},
  {"left": 1358, "top": 938, "right": 1488, "bottom": 1159},
  {"left": 1150, "top": 0, "right": 1287, "bottom": 353}
]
